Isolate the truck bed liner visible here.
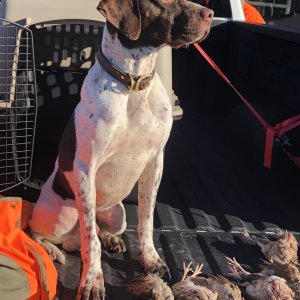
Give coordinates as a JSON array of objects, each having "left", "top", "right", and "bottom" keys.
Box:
[
  {"left": 55, "top": 109, "right": 300, "bottom": 299},
  {"left": 5, "top": 109, "right": 300, "bottom": 299}
]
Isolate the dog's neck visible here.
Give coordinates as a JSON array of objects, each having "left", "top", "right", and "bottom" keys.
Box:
[{"left": 101, "top": 25, "right": 158, "bottom": 77}]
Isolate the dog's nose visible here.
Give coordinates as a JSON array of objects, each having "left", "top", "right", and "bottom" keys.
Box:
[{"left": 199, "top": 8, "right": 214, "bottom": 19}]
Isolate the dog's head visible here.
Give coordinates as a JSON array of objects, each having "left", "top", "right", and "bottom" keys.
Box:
[{"left": 97, "top": 0, "right": 213, "bottom": 48}]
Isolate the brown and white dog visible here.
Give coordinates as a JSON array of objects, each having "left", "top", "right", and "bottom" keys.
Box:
[{"left": 29, "top": 0, "right": 213, "bottom": 299}]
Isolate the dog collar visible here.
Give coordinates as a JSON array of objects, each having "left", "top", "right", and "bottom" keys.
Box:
[{"left": 96, "top": 48, "right": 155, "bottom": 92}]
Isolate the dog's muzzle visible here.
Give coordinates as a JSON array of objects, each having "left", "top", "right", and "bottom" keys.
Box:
[{"left": 97, "top": 48, "right": 154, "bottom": 92}]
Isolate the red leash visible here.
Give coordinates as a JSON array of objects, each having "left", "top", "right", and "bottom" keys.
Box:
[{"left": 193, "top": 43, "right": 300, "bottom": 169}]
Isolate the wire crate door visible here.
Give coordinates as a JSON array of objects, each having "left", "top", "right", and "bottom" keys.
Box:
[{"left": 0, "top": 18, "right": 37, "bottom": 192}]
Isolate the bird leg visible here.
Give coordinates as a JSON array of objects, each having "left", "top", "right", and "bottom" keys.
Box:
[
  {"left": 226, "top": 257, "right": 251, "bottom": 279},
  {"left": 181, "top": 262, "right": 193, "bottom": 281},
  {"left": 227, "top": 262, "right": 241, "bottom": 280},
  {"left": 240, "top": 228, "right": 251, "bottom": 239},
  {"left": 240, "top": 229, "right": 270, "bottom": 246},
  {"left": 191, "top": 263, "right": 203, "bottom": 278}
]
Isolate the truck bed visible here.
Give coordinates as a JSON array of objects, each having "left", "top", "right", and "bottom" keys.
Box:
[{"left": 3, "top": 21, "right": 300, "bottom": 299}]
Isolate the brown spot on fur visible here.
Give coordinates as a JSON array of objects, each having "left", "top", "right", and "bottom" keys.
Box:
[
  {"left": 52, "top": 114, "right": 76, "bottom": 200},
  {"left": 98, "top": 0, "right": 141, "bottom": 40},
  {"left": 58, "top": 113, "right": 76, "bottom": 172}
]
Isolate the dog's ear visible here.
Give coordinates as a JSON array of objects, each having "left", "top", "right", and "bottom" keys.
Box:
[{"left": 97, "top": 0, "right": 141, "bottom": 40}]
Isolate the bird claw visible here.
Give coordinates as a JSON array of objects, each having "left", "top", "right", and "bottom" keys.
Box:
[
  {"left": 226, "top": 256, "right": 250, "bottom": 278},
  {"left": 181, "top": 262, "right": 204, "bottom": 281},
  {"left": 240, "top": 228, "right": 250, "bottom": 238},
  {"left": 181, "top": 261, "right": 193, "bottom": 281},
  {"left": 191, "top": 263, "right": 203, "bottom": 278}
]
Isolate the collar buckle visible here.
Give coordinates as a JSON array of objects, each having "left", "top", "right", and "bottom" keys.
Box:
[{"left": 128, "top": 74, "right": 153, "bottom": 92}]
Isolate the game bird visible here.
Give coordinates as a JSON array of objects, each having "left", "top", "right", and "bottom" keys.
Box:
[
  {"left": 172, "top": 262, "right": 218, "bottom": 300},
  {"left": 226, "top": 256, "right": 294, "bottom": 300},
  {"left": 261, "top": 256, "right": 300, "bottom": 299},
  {"left": 241, "top": 230, "right": 298, "bottom": 264},
  {"left": 182, "top": 263, "right": 243, "bottom": 300},
  {"left": 128, "top": 273, "right": 174, "bottom": 300}
]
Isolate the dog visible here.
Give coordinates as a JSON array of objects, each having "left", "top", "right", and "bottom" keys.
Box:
[{"left": 29, "top": 0, "right": 213, "bottom": 299}]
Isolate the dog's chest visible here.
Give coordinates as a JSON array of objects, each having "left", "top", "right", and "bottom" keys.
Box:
[
  {"left": 102, "top": 92, "right": 169, "bottom": 172},
  {"left": 117, "top": 97, "right": 167, "bottom": 150},
  {"left": 86, "top": 70, "right": 172, "bottom": 156},
  {"left": 77, "top": 65, "right": 172, "bottom": 206},
  {"left": 104, "top": 100, "right": 169, "bottom": 204}
]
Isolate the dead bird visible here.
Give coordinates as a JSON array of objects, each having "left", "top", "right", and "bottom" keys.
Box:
[
  {"left": 261, "top": 256, "right": 300, "bottom": 299},
  {"left": 128, "top": 273, "right": 174, "bottom": 300},
  {"left": 192, "top": 275, "right": 244, "bottom": 300},
  {"left": 172, "top": 262, "right": 218, "bottom": 300},
  {"left": 241, "top": 230, "right": 298, "bottom": 264},
  {"left": 183, "top": 264, "right": 243, "bottom": 300},
  {"left": 226, "top": 256, "right": 295, "bottom": 300}
]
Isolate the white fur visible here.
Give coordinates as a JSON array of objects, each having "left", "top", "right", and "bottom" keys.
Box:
[{"left": 29, "top": 24, "right": 172, "bottom": 298}]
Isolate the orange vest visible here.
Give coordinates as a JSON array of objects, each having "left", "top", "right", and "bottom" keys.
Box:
[
  {"left": 243, "top": 2, "right": 266, "bottom": 24},
  {"left": 0, "top": 197, "right": 57, "bottom": 299}
]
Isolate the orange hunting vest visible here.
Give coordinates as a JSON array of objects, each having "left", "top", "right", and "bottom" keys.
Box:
[
  {"left": 0, "top": 197, "right": 57, "bottom": 299},
  {"left": 243, "top": 2, "right": 266, "bottom": 24}
]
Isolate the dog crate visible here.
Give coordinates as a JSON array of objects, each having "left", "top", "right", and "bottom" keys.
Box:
[{"left": 0, "top": 18, "right": 37, "bottom": 192}]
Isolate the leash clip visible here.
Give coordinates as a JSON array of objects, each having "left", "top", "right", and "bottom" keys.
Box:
[
  {"left": 128, "top": 74, "right": 153, "bottom": 92},
  {"left": 275, "top": 134, "right": 291, "bottom": 151},
  {"left": 274, "top": 134, "right": 299, "bottom": 157}
]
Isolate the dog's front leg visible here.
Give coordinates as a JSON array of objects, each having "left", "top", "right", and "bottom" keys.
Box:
[
  {"left": 138, "top": 148, "right": 170, "bottom": 278},
  {"left": 73, "top": 160, "right": 104, "bottom": 300}
]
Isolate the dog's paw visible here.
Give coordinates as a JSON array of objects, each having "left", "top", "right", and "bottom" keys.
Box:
[
  {"left": 145, "top": 260, "right": 170, "bottom": 279},
  {"left": 76, "top": 286, "right": 105, "bottom": 300},
  {"left": 45, "top": 243, "right": 66, "bottom": 264},
  {"left": 101, "top": 232, "right": 126, "bottom": 253},
  {"left": 140, "top": 252, "right": 170, "bottom": 279},
  {"left": 34, "top": 237, "right": 66, "bottom": 264},
  {"left": 76, "top": 271, "right": 105, "bottom": 300}
]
